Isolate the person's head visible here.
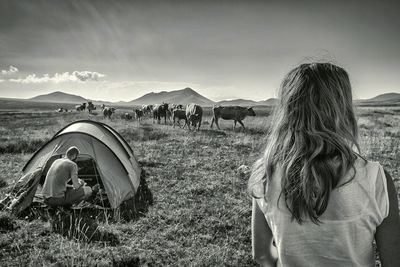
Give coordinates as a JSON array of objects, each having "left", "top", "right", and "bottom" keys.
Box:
[
  {"left": 66, "top": 146, "right": 80, "bottom": 162},
  {"left": 248, "top": 62, "right": 360, "bottom": 224}
]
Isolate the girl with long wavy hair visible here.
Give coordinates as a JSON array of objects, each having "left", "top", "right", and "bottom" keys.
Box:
[{"left": 248, "top": 62, "right": 400, "bottom": 267}]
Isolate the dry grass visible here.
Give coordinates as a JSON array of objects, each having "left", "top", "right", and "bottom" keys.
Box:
[{"left": 0, "top": 105, "right": 399, "bottom": 266}]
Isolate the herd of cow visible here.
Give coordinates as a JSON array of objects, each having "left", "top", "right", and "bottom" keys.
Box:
[{"left": 72, "top": 102, "right": 257, "bottom": 130}]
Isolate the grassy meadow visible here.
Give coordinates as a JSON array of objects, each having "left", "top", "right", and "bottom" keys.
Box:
[{"left": 0, "top": 102, "right": 399, "bottom": 266}]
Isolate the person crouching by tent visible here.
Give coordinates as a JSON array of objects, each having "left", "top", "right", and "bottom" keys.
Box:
[{"left": 42, "top": 146, "right": 99, "bottom": 207}]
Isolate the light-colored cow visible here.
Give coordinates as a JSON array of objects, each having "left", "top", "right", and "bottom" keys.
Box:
[
  {"left": 142, "top": 105, "right": 153, "bottom": 115},
  {"left": 186, "top": 103, "right": 203, "bottom": 130}
]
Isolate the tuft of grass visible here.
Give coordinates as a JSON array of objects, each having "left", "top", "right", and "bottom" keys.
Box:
[
  {"left": 0, "top": 178, "right": 7, "bottom": 188},
  {"left": 0, "top": 139, "right": 48, "bottom": 154},
  {"left": 0, "top": 212, "right": 18, "bottom": 232}
]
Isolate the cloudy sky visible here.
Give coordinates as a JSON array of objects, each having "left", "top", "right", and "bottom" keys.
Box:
[{"left": 0, "top": 0, "right": 399, "bottom": 102}]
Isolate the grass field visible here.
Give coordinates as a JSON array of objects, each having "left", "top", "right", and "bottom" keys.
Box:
[{"left": 0, "top": 104, "right": 399, "bottom": 266}]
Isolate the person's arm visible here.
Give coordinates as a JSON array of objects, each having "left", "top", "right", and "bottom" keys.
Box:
[
  {"left": 375, "top": 169, "right": 400, "bottom": 267},
  {"left": 252, "top": 198, "right": 277, "bottom": 267},
  {"left": 70, "top": 163, "right": 83, "bottom": 189}
]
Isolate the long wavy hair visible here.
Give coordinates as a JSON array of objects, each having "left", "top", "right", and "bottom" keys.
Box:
[{"left": 248, "top": 62, "right": 360, "bottom": 224}]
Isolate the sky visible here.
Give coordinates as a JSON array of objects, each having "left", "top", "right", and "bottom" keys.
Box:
[{"left": 0, "top": 0, "right": 399, "bottom": 102}]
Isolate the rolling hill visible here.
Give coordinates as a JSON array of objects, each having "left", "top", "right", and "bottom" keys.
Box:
[
  {"left": 128, "top": 87, "right": 216, "bottom": 106},
  {"left": 367, "top": 93, "right": 400, "bottom": 102},
  {"left": 355, "top": 92, "right": 400, "bottom": 106},
  {"left": 29, "top": 91, "right": 88, "bottom": 103},
  {"left": 217, "top": 99, "right": 261, "bottom": 106},
  {"left": 257, "top": 98, "right": 279, "bottom": 106}
]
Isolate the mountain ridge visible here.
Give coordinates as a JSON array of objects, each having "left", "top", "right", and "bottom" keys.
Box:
[
  {"left": 128, "top": 87, "right": 216, "bottom": 106},
  {"left": 18, "top": 89, "right": 400, "bottom": 107}
]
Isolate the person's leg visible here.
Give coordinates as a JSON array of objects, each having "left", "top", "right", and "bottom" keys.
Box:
[{"left": 63, "top": 186, "right": 92, "bottom": 205}]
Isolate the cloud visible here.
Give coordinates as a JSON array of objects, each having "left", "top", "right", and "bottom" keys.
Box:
[
  {"left": 1, "top": 66, "right": 19, "bottom": 75},
  {"left": 72, "top": 71, "right": 105, "bottom": 81},
  {"left": 9, "top": 71, "right": 105, "bottom": 84},
  {"left": 0, "top": 79, "right": 4, "bottom": 82}
]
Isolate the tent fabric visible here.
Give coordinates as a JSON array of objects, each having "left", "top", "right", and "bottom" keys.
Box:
[
  {"left": 0, "top": 168, "right": 43, "bottom": 215},
  {"left": 22, "top": 120, "right": 141, "bottom": 209}
]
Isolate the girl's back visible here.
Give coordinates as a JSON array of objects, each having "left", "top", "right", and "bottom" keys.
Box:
[
  {"left": 249, "top": 62, "right": 400, "bottom": 267},
  {"left": 257, "top": 157, "right": 388, "bottom": 267}
]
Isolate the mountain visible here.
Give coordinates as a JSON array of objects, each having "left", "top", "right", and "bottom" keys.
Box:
[
  {"left": 257, "top": 98, "right": 279, "bottom": 106},
  {"left": 367, "top": 93, "right": 400, "bottom": 102},
  {"left": 217, "top": 99, "right": 266, "bottom": 106},
  {"left": 129, "top": 87, "right": 216, "bottom": 106},
  {"left": 29, "top": 91, "right": 88, "bottom": 103},
  {"left": 355, "top": 92, "right": 400, "bottom": 106}
]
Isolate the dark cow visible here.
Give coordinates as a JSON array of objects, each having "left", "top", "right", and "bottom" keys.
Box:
[
  {"left": 75, "top": 102, "right": 87, "bottom": 111},
  {"left": 87, "top": 101, "right": 96, "bottom": 114},
  {"left": 123, "top": 113, "right": 132, "bottom": 120},
  {"left": 172, "top": 109, "right": 187, "bottom": 128},
  {"left": 135, "top": 109, "right": 144, "bottom": 121},
  {"left": 186, "top": 103, "right": 203, "bottom": 130},
  {"left": 211, "top": 106, "right": 256, "bottom": 130},
  {"left": 102, "top": 106, "right": 116, "bottom": 119},
  {"left": 152, "top": 103, "right": 169, "bottom": 124}
]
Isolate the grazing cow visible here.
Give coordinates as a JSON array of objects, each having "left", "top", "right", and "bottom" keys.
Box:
[
  {"left": 211, "top": 106, "right": 256, "bottom": 130},
  {"left": 142, "top": 104, "right": 153, "bottom": 115},
  {"left": 152, "top": 103, "right": 169, "bottom": 124},
  {"left": 87, "top": 101, "right": 96, "bottom": 114},
  {"left": 75, "top": 102, "right": 87, "bottom": 111},
  {"left": 102, "top": 106, "right": 116, "bottom": 119},
  {"left": 123, "top": 113, "right": 133, "bottom": 120},
  {"left": 134, "top": 109, "right": 144, "bottom": 121},
  {"left": 172, "top": 109, "right": 187, "bottom": 128},
  {"left": 186, "top": 103, "right": 203, "bottom": 130}
]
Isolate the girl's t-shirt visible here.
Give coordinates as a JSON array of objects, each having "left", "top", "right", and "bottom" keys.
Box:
[{"left": 256, "top": 158, "right": 389, "bottom": 267}]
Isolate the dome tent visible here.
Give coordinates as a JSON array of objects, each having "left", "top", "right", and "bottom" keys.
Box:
[{"left": 22, "top": 120, "right": 141, "bottom": 209}]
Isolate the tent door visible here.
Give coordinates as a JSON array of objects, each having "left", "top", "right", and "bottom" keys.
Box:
[{"left": 40, "top": 154, "right": 103, "bottom": 189}]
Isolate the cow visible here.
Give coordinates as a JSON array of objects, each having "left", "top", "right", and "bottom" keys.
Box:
[
  {"left": 75, "top": 102, "right": 87, "bottom": 111},
  {"left": 141, "top": 105, "right": 153, "bottom": 115},
  {"left": 87, "top": 101, "right": 96, "bottom": 114},
  {"left": 123, "top": 113, "right": 132, "bottom": 120},
  {"left": 134, "top": 109, "right": 144, "bottom": 121},
  {"left": 210, "top": 106, "right": 256, "bottom": 130},
  {"left": 172, "top": 109, "right": 187, "bottom": 128},
  {"left": 152, "top": 103, "right": 169, "bottom": 124},
  {"left": 102, "top": 106, "right": 116, "bottom": 119},
  {"left": 186, "top": 103, "right": 203, "bottom": 130}
]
